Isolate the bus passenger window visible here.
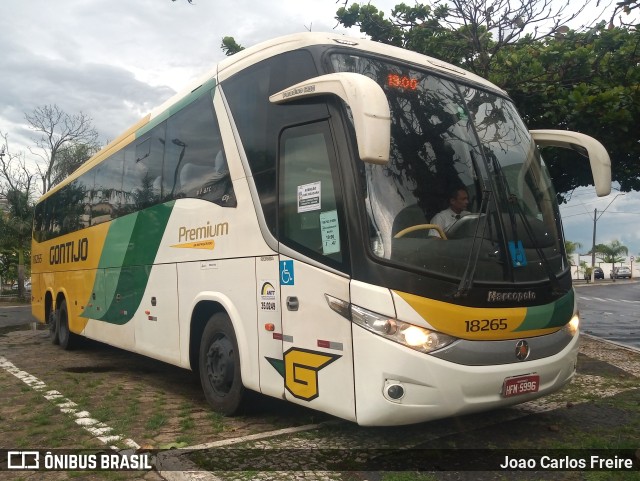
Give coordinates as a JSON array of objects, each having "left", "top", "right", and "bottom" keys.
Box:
[
  {"left": 92, "top": 151, "right": 123, "bottom": 224},
  {"left": 279, "top": 121, "right": 346, "bottom": 268},
  {"left": 164, "top": 92, "right": 236, "bottom": 207},
  {"left": 122, "top": 142, "right": 161, "bottom": 213}
]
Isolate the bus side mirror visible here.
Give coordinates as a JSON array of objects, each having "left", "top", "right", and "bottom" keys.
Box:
[
  {"left": 269, "top": 73, "right": 391, "bottom": 164},
  {"left": 530, "top": 129, "right": 611, "bottom": 197}
]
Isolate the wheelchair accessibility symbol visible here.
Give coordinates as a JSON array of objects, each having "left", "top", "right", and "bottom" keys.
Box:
[{"left": 280, "top": 260, "right": 295, "bottom": 285}]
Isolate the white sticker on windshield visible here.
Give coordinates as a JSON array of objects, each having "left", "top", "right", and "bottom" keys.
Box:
[
  {"left": 297, "top": 181, "right": 321, "bottom": 213},
  {"left": 320, "top": 210, "right": 340, "bottom": 255}
]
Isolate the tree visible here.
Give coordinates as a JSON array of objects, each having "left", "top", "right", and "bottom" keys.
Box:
[
  {"left": 0, "top": 133, "right": 36, "bottom": 299},
  {"left": 221, "top": 37, "right": 245, "bottom": 56},
  {"left": 494, "top": 24, "right": 640, "bottom": 194},
  {"left": 593, "top": 239, "right": 629, "bottom": 266},
  {"left": 564, "top": 240, "right": 582, "bottom": 264},
  {"left": 336, "top": 0, "right": 591, "bottom": 78},
  {"left": 51, "top": 142, "right": 101, "bottom": 187},
  {"left": 609, "top": 0, "right": 640, "bottom": 27},
  {"left": 0, "top": 249, "right": 19, "bottom": 289},
  {"left": 25, "top": 104, "right": 98, "bottom": 194},
  {"left": 335, "top": 3, "right": 640, "bottom": 196},
  {"left": 0, "top": 190, "right": 33, "bottom": 300},
  {"left": 0, "top": 133, "right": 35, "bottom": 199}
]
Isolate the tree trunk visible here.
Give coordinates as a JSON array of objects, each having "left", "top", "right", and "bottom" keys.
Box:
[{"left": 17, "top": 246, "right": 25, "bottom": 300}]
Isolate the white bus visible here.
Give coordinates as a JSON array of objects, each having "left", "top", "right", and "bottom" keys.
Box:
[{"left": 32, "top": 32, "right": 611, "bottom": 426}]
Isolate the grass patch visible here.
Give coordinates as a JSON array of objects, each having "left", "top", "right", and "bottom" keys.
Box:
[
  {"left": 92, "top": 405, "right": 115, "bottom": 422},
  {"left": 144, "top": 412, "right": 167, "bottom": 431},
  {"left": 180, "top": 416, "right": 195, "bottom": 431},
  {"left": 206, "top": 410, "right": 226, "bottom": 433}
]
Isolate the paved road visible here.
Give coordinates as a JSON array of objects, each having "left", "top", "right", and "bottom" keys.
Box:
[
  {"left": 0, "top": 304, "right": 36, "bottom": 328},
  {"left": 575, "top": 280, "right": 640, "bottom": 348}
]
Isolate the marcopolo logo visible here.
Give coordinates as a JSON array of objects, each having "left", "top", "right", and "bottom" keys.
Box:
[
  {"left": 49, "top": 238, "right": 89, "bottom": 265},
  {"left": 487, "top": 290, "right": 536, "bottom": 303},
  {"left": 171, "top": 221, "right": 229, "bottom": 250}
]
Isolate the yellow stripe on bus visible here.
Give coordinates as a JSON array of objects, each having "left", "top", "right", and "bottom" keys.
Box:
[
  {"left": 32, "top": 223, "right": 111, "bottom": 333},
  {"left": 394, "top": 290, "right": 560, "bottom": 341}
]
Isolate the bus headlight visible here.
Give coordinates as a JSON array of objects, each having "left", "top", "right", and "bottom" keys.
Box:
[
  {"left": 351, "top": 304, "right": 456, "bottom": 353},
  {"left": 563, "top": 313, "right": 580, "bottom": 337}
]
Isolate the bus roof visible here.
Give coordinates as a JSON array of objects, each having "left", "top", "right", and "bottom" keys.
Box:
[{"left": 39, "top": 32, "right": 504, "bottom": 202}]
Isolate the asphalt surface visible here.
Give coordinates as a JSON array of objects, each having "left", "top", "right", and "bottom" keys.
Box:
[{"left": 0, "top": 303, "right": 36, "bottom": 329}]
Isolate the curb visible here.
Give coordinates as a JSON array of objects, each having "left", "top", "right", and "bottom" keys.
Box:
[{"left": 582, "top": 332, "right": 640, "bottom": 354}]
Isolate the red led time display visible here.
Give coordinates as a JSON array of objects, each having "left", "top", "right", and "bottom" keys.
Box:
[{"left": 387, "top": 74, "right": 418, "bottom": 90}]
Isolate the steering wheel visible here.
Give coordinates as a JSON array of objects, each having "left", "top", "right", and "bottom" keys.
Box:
[{"left": 393, "top": 223, "right": 447, "bottom": 240}]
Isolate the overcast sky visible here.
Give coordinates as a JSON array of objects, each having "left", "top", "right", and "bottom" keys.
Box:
[{"left": 2, "top": 0, "right": 638, "bottom": 259}]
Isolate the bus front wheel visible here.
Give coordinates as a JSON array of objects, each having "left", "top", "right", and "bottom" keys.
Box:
[{"left": 199, "top": 313, "right": 246, "bottom": 415}]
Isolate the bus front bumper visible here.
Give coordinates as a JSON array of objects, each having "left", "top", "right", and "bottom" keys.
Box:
[{"left": 352, "top": 325, "right": 579, "bottom": 426}]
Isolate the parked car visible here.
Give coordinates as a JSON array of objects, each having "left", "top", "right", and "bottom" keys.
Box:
[
  {"left": 10, "top": 281, "right": 31, "bottom": 291},
  {"left": 610, "top": 266, "right": 632, "bottom": 279},
  {"left": 585, "top": 267, "right": 604, "bottom": 280}
]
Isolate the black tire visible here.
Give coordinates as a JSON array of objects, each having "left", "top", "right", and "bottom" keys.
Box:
[
  {"left": 49, "top": 309, "right": 60, "bottom": 345},
  {"left": 57, "top": 300, "right": 76, "bottom": 350},
  {"left": 199, "top": 313, "right": 246, "bottom": 415}
]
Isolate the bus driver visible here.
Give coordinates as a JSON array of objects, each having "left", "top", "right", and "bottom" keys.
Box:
[{"left": 429, "top": 186, "right": 470, "bottom": 236}]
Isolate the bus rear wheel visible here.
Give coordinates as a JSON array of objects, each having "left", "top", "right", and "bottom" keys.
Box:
[
  {"left": 199, "top": 313, "right": 246, "bottom": 415},
  {"left": 57, "top": 300, "right": 76, "bottom": 350},
  {"left": 49, "top": 309, "right": 59, "bottom": 345}
]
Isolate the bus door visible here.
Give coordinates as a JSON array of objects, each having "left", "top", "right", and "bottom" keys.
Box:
[{"left": 276, "top": 120, "right": 356, "bottom": 422}]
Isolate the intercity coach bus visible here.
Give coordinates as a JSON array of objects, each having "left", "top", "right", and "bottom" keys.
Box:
[{"left": 31, "top": 32, "right": 611, "bottom": 426}]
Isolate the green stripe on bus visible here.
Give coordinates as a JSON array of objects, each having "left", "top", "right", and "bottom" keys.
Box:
[
  {"left": 83, "top": 202, "right": 175, "bottom": 325},
  {"left": 98, "top": 213, "right": 138, "bottom": 268},
  {"left": 515, "top": 290, "right": 574, "bottom": 331}
]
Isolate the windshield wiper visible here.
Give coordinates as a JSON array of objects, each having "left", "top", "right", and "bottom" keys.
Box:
[
  {"left": 453, "top": 189, "right": 492, "bottom": 298},
  {"left": 453, "top": 149, "right": 493, "bottom": 298},
  {"left": 490, "top": 158, "right": 566, "bottom": 295}
]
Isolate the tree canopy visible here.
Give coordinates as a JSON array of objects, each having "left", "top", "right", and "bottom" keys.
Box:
[
  {"left": 25, "top": 104, "right": 99, "bottom": 194},
  {"left": 334, "top": 1, "right": 640, "bottom": 197},
  {"left": 0, "top": 133, "right": 36, "bottom": 298},
  {"left": 593, "top": 239, "right": 629, "bottom": 265}
]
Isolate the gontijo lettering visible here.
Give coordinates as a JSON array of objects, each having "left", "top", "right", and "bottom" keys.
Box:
[
  {"left": 178, "top": 221, "right": 229, "bottom": 242},
  {"left": 49, "top": 238, "right": 89, "bottom": 265}
]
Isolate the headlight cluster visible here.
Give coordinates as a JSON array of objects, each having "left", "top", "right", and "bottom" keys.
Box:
[
  {"left": 562, "top": 313, "right": 580, "bottom": 337},
  {"left": 351, "top": 304, "right": 456, "bottom": 353}
]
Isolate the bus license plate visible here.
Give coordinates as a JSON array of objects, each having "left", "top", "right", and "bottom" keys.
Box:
[{"left": 502, "top": 374, "right": 539, "bottom": 398}]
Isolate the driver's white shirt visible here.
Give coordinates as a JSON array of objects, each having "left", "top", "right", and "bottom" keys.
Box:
[{"left": 429, "top": 208, "right": 470, "bottom": 236}]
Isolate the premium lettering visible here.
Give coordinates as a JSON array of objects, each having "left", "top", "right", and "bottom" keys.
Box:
[
  {"left": 178, "top": 221, "right": 229, "bottom": 243},
  {"left": 49, "top": 238, "right": 89, "bottom": 265}
]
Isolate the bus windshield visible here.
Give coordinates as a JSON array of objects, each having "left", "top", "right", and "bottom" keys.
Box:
[{"left": 331, "top": 53, "right": 565, "bottom": 284}]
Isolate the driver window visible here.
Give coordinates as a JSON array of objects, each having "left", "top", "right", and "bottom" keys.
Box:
[{"left": 278, "top": 121, "right": 347, "bottom": 270}]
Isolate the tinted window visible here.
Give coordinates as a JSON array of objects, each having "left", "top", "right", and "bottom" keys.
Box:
[
  {"left": 279, "top": 121, "right": 347, "bottom": 269},
  {"left": 123, "top": 140, "right": 162, "bottom": 213},
  {"left": 33, "top": 87, "right": 236, "bottom": 241},
  {"left": 92, "top": 151, "right": 123, "bottom": 225},
  {"left": 135, "top": 121, "right": 167, "bottom": 196},
  {"left": 223, "top": 50, "right": 325, "bottom": 235},
  {"left": 164, "top": 93, "right": 235, "bottom": 207}
]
